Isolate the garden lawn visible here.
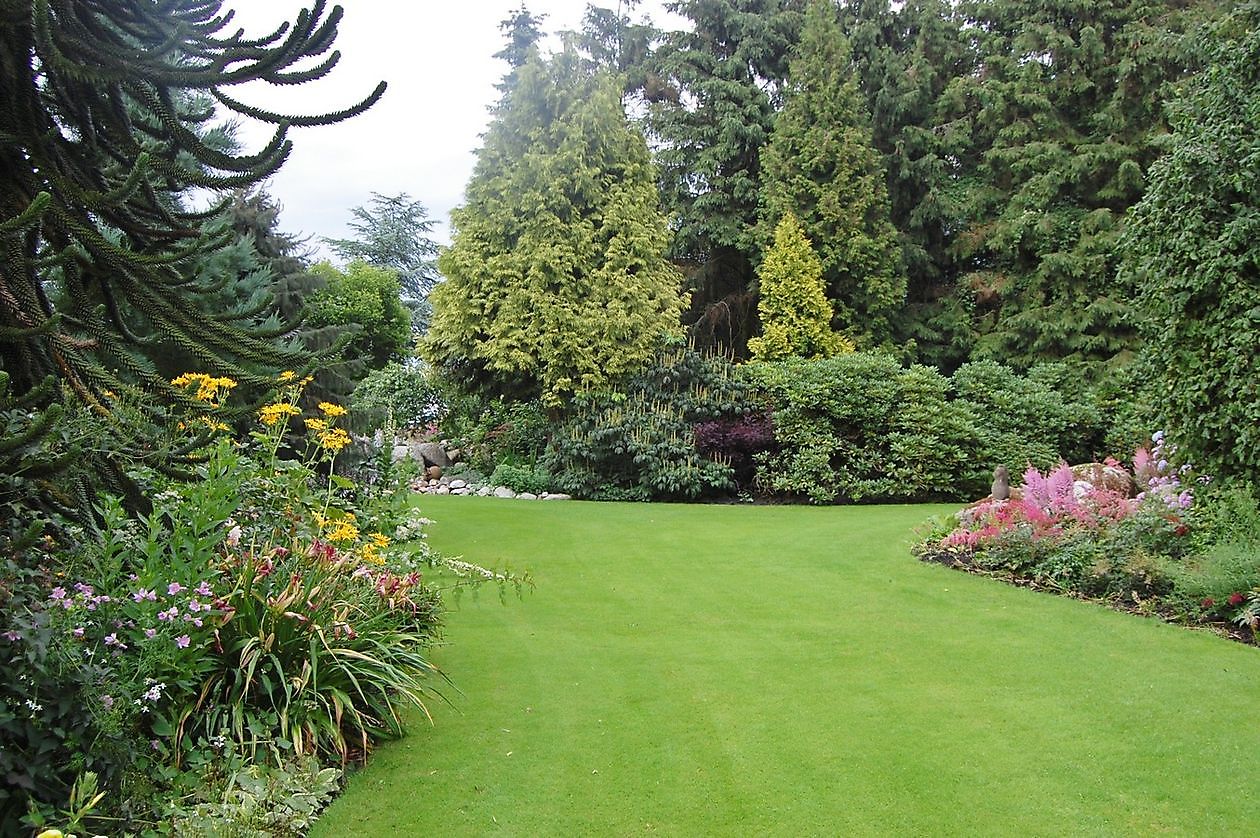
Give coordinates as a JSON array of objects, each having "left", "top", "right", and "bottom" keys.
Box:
[{"left": 313, "top": 498, "right": 1260, "bottom": 837}]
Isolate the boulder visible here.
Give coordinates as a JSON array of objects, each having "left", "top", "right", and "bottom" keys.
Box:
[
  {"left": 449, "top": 479, "right": 467, "bottom": 490},
  {"left": 518, "top": 492, "right": 538, "bottom": 500},
  {"left": 391, "top": 444, "right": 411, "bottom": 463},
  {"left": 1070, "top": 461, "right": 1133, "bottom": 497},
  {"left": 478, "top": 486, "right": 493, "bottom": 496},
  {"left": 494, "top": 486, "right": 517, "bottom": 499},
  {"left": 435, "top": 485, "right": 450, "bottom": 495},
  {"left": 541, "top": 493, "right": 572, "bottom": 501},
  {"left": 412, "top": 442, "right": 451, "bottom": 468},
  {"left": 425, "top": 465, "right": 443, "bottom": 481}
]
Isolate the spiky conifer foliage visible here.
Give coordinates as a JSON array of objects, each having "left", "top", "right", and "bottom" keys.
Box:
[
  {"left": 759, "top": 0, "right": 905, "bottom": 347},
  {"left": 647, "top": 0, "right": 801, "bottom": 355},
  {"left": 748, "top": 212, "right": 852, "bottom": 362},
  {"left": 424, "top": 50, "right": 685, "bottom": 404},
  {"left": 0, "top": 0, "right": 383, "bottom": 407}
]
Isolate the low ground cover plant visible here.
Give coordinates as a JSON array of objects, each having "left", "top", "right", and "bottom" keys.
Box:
[
  {"left": 0, "top": 372, "right": 522, "bottom": 835},
  {"left": 917, "top": 433, "right": 1260, "bottom": 640}
]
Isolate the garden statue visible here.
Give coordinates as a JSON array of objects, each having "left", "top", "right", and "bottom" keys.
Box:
[{"left": 991, "top": 465, "right": 1010, "bottom": 501}]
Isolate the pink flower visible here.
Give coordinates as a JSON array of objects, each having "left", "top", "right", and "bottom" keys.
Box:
[
  {"left": 133, "top": 588, "right": 156, "bottom": 602},
  {"left": 196, "top": 581, "right": 213, "bottom": 597},
  {"left": 167, "top": 582, "right": 185, "bottom": 595},
  {"left": 175, "top": 635, "right": 191, "bottom": 649},
  {"left": 145, "top": 628, "right": 157, "bottom": 638},
  {"left": 72, "top": 627, "right": 85, "bottom": 638}
]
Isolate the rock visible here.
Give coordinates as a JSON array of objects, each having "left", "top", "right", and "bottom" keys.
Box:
[
  {"left": 425, "top": 465, "right": 443, "bottom": 481},
  {"left": 447, "top": 448, "right": 463, "bottom": 463},
  {"left": 518, "top": 492, "right": 538, "bottom": 500},
  {"left": 542, "top": 493, "right": 572, "bottom": 501},
  {"left": 1070, "top": 461, "right": 1133, "bottom": 496},
  {"left": 451, "top": 487, "right": 468, "bottom": 495},
  {"left": 478, "top": 486, "right": 493, "bottom": 496},
  {"left": 494, "top": 486, "right": 517, "bottom": 499},
  {"left": 435, "top": 485, "right": 451, "bottom": 495},
  {"left": 412, "top": 442, "right": 451, "bottom": 468},
  {"left": 991, "top": 466, "right": 1010, "bottom": 501},
  {"left": 392, "top": 444, "right": 411, "bottom": 463},
  {"left": 449, "top": 479, "right": 467, "bottom": 490}
]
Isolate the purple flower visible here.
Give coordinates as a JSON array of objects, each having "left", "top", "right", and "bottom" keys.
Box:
[
  {"left": 144, "top": 628, "right": 157, "bottom": 639},
  {"left": 175, "top": 635, "right": 190, "bottom": 649},
  {"left": 104, "top": 633, "right": 119, "bottom": 646},
  {"left": 72, "top": 627, "right": 85, "bottom": 638},
  {"left": 50, "top": 586, "right": 67, "bottom": 602},
  {"left": 132, "top": 588, "right": 157, "bottom": 603},
  {"left": 101, "top": 695, "right": 114, "bottom": 709},
  {"left": 187, "top": 599, "right": 202, "bottom": 613},
  {"left": 157, "top": 606, "right": 178, "bottom": 622},
  {"left": 2, "top": 630, "right": 20, "bottom": 642},
  {"left": 196, "top": 581, "right": 213, "bottom": 597},
  {"left": 151, "top": 739, "right": 161, "bottom": 751},
  {"left": 167, "top": 582, "right": 185, "bottom": 595},
  {"left": 74, "top": 582, "right": 94, "bottom": 596}
]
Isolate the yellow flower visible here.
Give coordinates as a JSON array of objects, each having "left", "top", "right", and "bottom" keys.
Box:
[
  {"left": 36, "top": 830, "right": 64, "bottom": 838},
  {"left": 318, "top": 401, "right": 348, "bottom": 417},
  {"left": 317, "top": 427, "right": 351, "bottom": 453},
  {"left": 304, "top": 417, "right": 328, "bottom": 432},
  {"left": 172, "top": 372, "right": 237, "bottom": 406},
  {"left": 324, "top": 519, "right": 359, "bottom": 543},
  {"left": 259, "top": 402, "right": 301, "bottom": 426},
  {"left": 370, "top": 533, "right": 390, "bottom": 548},
  {"left": 278, "top": 370, "right": 296, "bottom": 382}
]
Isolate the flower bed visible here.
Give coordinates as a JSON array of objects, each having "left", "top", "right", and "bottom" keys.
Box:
[{"left": 916, "top": 435, "right": 1260, "bottom": 644}]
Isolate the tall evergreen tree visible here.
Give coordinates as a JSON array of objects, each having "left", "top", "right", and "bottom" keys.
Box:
[
  {"left": 647, "top": 0, "right": 802, "bottom": 354},
  {"left": 760, "top": 0, "right": 904, "bottom": 346},
  {"left": 0, "top": 0, "right": 383, "bottom": 404},
  {"left": 748, "top": 212, "right": 851, "bottom": 361},
  {"left": 495, "top": 4, "right": 548, "bottom": 97},
  {"left": 1122, "top": 1, "right": 1260, "bottom": 481},
  {"left": 422, "top": 51, "right": 685, "bottom": 403},
  {"left": 942, "top": 0, "right": 1220, "bottom": 370},
  {"left": 323, "top": 192, "right": 441, "bottom": 332},
  {"left": 840, "top": 0, "right": 977, "bottom": 368}
]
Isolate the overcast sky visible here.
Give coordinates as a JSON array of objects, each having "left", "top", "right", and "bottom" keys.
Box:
[{"left": 222, "top": 2, "right": 681, "bottom": 256}]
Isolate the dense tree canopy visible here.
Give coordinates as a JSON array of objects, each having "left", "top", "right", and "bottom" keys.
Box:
[
  {"left": 1122, "top": 1, "right": 1260, "bottom": 482},
  {"left": 422, "top": 51, "right": 684, "bottom": 403},
  {"left": 759, "top": 0, "right": 904, "bottom": 346},
  {"left": 647, "top": 0, "right": 801, "bottom": 354}
]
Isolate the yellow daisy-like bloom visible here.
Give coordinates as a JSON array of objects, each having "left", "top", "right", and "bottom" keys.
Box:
[
  {"left": 317, "top": 427, "right": 351, "bottom": 453},
  {"left": 318, "top": 401, "right": 348, "bottom": 417},
  {"left": 324, "top": 519, "right": 360, "bottom": 543},
  {"left": 370, "top": 533, "right": 390, "bottom": 548},
  {"left": 304, "top": 417, "right": 328, "bottom": 432},
  {"left": 172, "top": 372, "right": 237, "bottom": 405},
  {"left": 359, "top": 542, "right": 386, "bottom": 565},
  {"left": 259, "top": 402, "right": 301, "bottom": 426},
  {"left": 278, "top": 370, "right": 296, "bottom": 382}
]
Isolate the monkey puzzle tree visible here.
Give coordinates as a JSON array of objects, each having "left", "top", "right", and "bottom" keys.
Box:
[
  {"left": 423, "top": 50, "right": 685, "bottom": 404},
  {"left": 0, "top": 0, "right": 382, "bottom": 407}
]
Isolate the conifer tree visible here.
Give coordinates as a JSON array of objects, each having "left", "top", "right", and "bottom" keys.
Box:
[
  {"left": 647, "top": 0, "right": 801, "bottom": 354},
  {"left": 748, "top": 213, "right": 852, "bottom": 362},
  {"left": 0, "top": 0, "right": 383, "bottom": 405},
  {"left": 840, "top": 0, "right": 977, "bottom": 368},
  {"left": 422, "top": 51, "right": 685, "bottom": 403},
  {"left": 760, "top": 0, "right": 905, "bottom": 346},
  {"left": 942, "top": 0, "right": 1220, "bottom": 369}
]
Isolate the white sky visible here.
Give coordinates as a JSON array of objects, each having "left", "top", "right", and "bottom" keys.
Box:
[{"left": 221, "top": 2, "right": 681, "bottom": 255}]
